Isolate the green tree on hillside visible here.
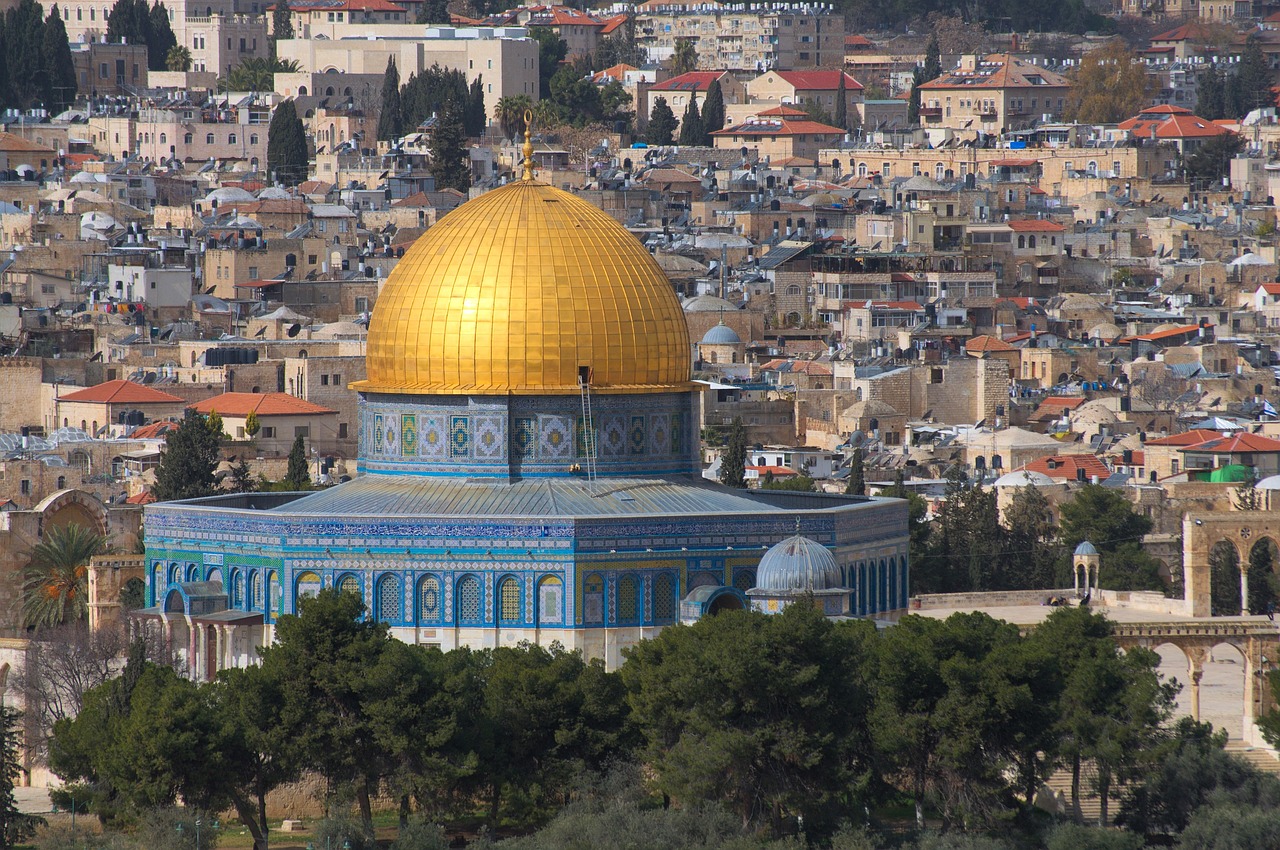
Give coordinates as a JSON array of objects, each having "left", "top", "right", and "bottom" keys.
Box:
[
  {"left": 283, "top": 435, "right": 310, "bottom": 490},
  {"left": 677, "top": 96, "right": 703, "bottom": 146},
  {"left": 427, "top": 97, "right": 471, "bottom": 191},
  {"left": 646, "top": 96, "right": 677, "bottom": 145},
  {"left": 0, "top": 705, "right": 40, "bottom": 848},
  {"left": 41, "top": 6, "right": 78, "bottom": 112},
  {"left": 152, "top": 409, "right": 221, "bottom": 502},
  {"left": 701, "top": 78, "right": 725, "bottom": 141},
  {"left": 719, "top": 418, "right": 747, "bottom": 488},
  {"left": 267, "top": 98, "right": 308, "bottom": 186},
  {"left": 377, "top": 56, "right": 404, "bottom": 142}
]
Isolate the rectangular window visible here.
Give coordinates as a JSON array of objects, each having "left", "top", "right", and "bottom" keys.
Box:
[
  {"left": 294, "top": 426, "right": 310, "bottom": 437},
  {"left": 338, "top": 423, "right": 348, "bottom": 438},
  {"left": 20, "top": 479, "right": 30, "bottom": 495},
  {"left": 321, "top": 374, "right": 329, "bottom": 386},
  {"left": 262, "top": 426, "right": 276, "bottom": 438}
]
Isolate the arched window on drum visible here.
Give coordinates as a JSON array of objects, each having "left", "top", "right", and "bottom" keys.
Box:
[
  {"left": 296, "top": 571, "right": 321, "bottom": 600},
  {"left": 616, "top": 575, "right": 640, "bottom": 624},
  {"left": 417, "top": 575, "right": 442, "bottom": 624},
  {"left": 652, "top": 573, "right": 677, "bottom": 625},
  {"left": 583, "top": 574, "right": 604, "bottom": 625},
  {"left": 457, "top": 575, "right": 483, "bottom": 625},
  {"left": 377, "top": 574, "right": 402, "bottom": 623},
  {"left": 498, "top": 576, "right": 521, "bottom": 624},
  {"left": 538, "top": 576, "right": 563, "bottom": 624}
]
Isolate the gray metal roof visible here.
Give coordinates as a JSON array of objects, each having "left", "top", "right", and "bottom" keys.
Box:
[{"left": 275, "top": 474, "right": 871, "bottom": 519}]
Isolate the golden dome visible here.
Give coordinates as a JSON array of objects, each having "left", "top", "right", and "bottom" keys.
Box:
[{"left": 353, "top": 179, "right": 692, "bottom": 395}]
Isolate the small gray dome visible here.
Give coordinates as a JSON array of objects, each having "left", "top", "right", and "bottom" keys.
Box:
[
  {"left": 1074, "top": 540, "right": 1098, "bottom": 556},
  {"left": 755, "top": 535, "right": 843, "bottom": 592},
  {"left": 701, "top": 322, "right": 742, "bottom": 345}
]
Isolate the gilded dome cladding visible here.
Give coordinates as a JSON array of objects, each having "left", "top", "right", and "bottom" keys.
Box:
[{"left": 354, "top": 180, "right": 693, "bottom": 395}]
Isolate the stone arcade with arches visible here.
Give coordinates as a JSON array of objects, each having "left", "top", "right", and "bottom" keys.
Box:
[{"left": 136, "top": 145, "right": 911, "bottom": 673}]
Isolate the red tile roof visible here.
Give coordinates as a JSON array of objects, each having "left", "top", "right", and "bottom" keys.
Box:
[
  {"left": 1120, "top": 323, "right": 1209, "bottom": 343},
  {"left": 1145, "top": 428, "right": 1225, "bottom": 447},
  {"left": 189, "top": 392, "right": 337, "bottom": 416},
  {"left": 650, "top": 71, "right": 731, "bottom": 93},
  {"left": 1022, "top": 454, "right": 1111, "bottom": 481},
  {"left": 757, "top": 104, "right": 810, "bottom": 117},
  {"left": 1008, "top": 218, "right": 1065, "bottom": 232},
  {"left": 1038, "top": 396, "right": 1087, "bottom": 411},
  {"left": 58, "top": 380, "right": 185, "bottom": 405},
  {"left": 1260, "top": 283, "right": 1280, "bottom": 295},
  {"left": 844, "top": 34, "right": 873, "bottom": 48},
  {"left": 917, "top": 54, "right": 1069, "bottom": 91},
  {"left": 772, "top": 70, "right": 864, "bottom": 92},
  {"left": 713, "top": 117, "right": 846, "bottom": 137},
  {"left": 966, "top": 334, "right": 1015, "bottom": 352},
  {"left": 126, "top": 490, "right": 157, "bottom": 505},
  {"left": 747, "top": 465, "right": 798, "bottom": 476},
  {"left": 1117, "top": 108, "right": 1232, "bottom": 140},
  {"left": 1183, "top": 433, "right": 1280, "bottom": 453},
  {"left": 129, "top": 420, "right": 180, "bottom": 439}
]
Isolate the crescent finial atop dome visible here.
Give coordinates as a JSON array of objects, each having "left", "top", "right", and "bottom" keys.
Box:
[{"left": 522, "top": 108, "right": 535, "bottom": 181}]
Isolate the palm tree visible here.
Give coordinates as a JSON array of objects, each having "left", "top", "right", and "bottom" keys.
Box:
[
  {"left": 166, "top": 44, "right": 191, "bottom": 72},
  {"left": 670, "top": 37, "right": 698, "bottom": 76},
  {"left": 493, "top": 94, "right": 533, "bottom": 142},
  {"left": 22, "top": 523, "right": 106, "bottom": 630},
  {"left": 224, "top": 56, "right": 303, "bottom": 92}
]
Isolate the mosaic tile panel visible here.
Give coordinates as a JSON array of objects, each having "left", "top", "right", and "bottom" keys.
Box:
[
  {"left": 449, "top": 416, "right": 470, "bottom": 458},
  {"left": 538, "top": 414, "right": 574, "bottom": 460},
  {"left": 512, "top": 416, "right": 536, "bottom": 460},
  {"left": 473, "top": 414, "right": 505, "bottom": 460},
  {"left": 400, "top": 414, "right": 417, "bottom": 457},
  {"left": 420, "top": 415, "right": 446, "bottom": 459},
  {"left": 628, "top": 416, "right": 646, "bottom": 455}
]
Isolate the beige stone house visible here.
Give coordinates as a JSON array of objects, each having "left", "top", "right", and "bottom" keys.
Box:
[
  {"left": 914, "top": 54, "right": 1070, "bottom": 133},
  {"left": 191, "top": 391, "right": 340, "bottom": 458},
  {"left": 745, "top": 70, "right": 864, "bottom": 127}
]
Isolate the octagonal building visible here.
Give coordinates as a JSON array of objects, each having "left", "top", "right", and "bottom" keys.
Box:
[{"left": 140, "top": 157, "right": 909, "bottom": 673}]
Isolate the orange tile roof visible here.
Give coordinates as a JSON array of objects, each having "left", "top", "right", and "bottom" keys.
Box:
[
  {"left": 966, "top": 334, "right": 1015, "bottom": 352},
  {"left": 189, "top": 392, "right": 337, "bottom": 416},
  {"left": 918, "top": 54, "right": 1069, "bottom": 91},
  {"left": 1120, "top": 323, "right": 1208, "bottom": 343},
  {"left": 1117, "top": 108, "right": 1232, "bottom": 140},
  {"left": 1037, "top": 396, "right": 1087, "bottom": 410},
  {"left": 0, "top": 132, "right": 56, "bottom": 153},
  {"left": 1184, "top": 433, "right": 1280, "bottom": 453},
  {"left": 598, "top": 12, "right": 630, "bottom": 33},
  {"left": 1022, "top": 454, "right": 1111, "bottom": 481},
  {"left": 1260, "top": 283, "right": 1280, "bottom": 295},
  {"left": 129, "top": 420, "right": 180, "bottom": 439},
  {"left": 126, "top": 490, "right": 157, "bottom": 505},
  {"left": 747, "top": 465, "right": 798, "bottom": 476},
  {"left": 714, "top": 117, "right": 846, "bottom": 137},
  {"left": 651, "top": 71, "right": 732, "bottom": 92},
  {"left": 58, "top": 380, "right": 185, "bottom": 405},
  {"left": 1007, "top": 218, "right": 1065, "bottom": 232},
  {"left": 1145, "top": 428, "right": 1225, "bottom": 447},
  {"left": 757, "top": 104, "right": 810, "bottom": 117},
  {"left": 772, "top": 70, "right": 864, "bottom": 92}
]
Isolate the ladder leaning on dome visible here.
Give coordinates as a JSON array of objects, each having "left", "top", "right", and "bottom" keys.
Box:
[{"left": 579, "top": 366, "right": 598, "bottom": 481}]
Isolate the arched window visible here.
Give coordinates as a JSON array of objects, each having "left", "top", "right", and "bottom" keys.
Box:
[
  {"left": 457, "top": 575, "right": 482, "bottom": 624},
  {"left": 153, "top": 562, "right": 165, "bottom": 604},
  {"left": 1028, "top": 235, "right": 1037, "bottom": 249},
  {"left": 56, "top": 475, "right": 66, "bottom": 489},
  {"left": 584, "top": 574, "right": 604, "bottom": 625},
  {"left": 159, "top": 133, "right": 166, "bottom": 144},
  {"left": 186, "top": 563, "right": 200, "bottom": 582},
  {"left": 184, "top": 133, "right": 193, "bottom": 144},
  {"left": 229, "top": 568, "right": 242, "bottom": 607},
  {"left": 417, "top": 575, "right": 441, "bottom": 622},
  {"left": 207, "top": 568, "right": 222, "bottom": 586},
  {"left": 228, "top": 133, "right": 237, "bottom": 144},
  {"left": 857, "top": 162, "right": 867, "bottom": 177},
  {"left": 1017, "top": 235, "right": 1026, "bottom": 249},
  {"left": 296, "top": 570, "right": 321, "bottom": 599},
  {"left": 339, "top": 574, "right": 361, "bottom": 598},
  {"left": 206, "top": 133, "right": 215, "bottom": 144},
  {"left": 377, "top": 574, "right": 401, "bottom": 622},
  {"left": 250, "top": 134, "right": 258, "bottom": 145},
  {"left": 537, "top": 576, "right": 562, "bottom": 624},
  {"left": 498, "top": 576, "right": 520, "bottom": 623},
  {"left": 247, "top": 569, "right": 258, "bottom": 609},
  {"left": 267, "top": 570, "right": 280, "bottom": 616},
  {"left": 616, "top": 575, "right": 639, "bottom": 623},
  {"left": 786, "top": 285, "right": 801, "bottom": 296},
  {"left": 653, "top": 573, "right": 677, "bottom": 624},
  {"left": 733, "top": 570, "right": 753, "bottom": 592}
]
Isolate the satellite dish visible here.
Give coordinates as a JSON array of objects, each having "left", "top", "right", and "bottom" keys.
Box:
[{"left": 287, "top": 323, "right": 302, "bottom": 338}]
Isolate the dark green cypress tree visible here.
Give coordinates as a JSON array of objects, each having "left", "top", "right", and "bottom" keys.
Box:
[
  {"left": 267, "top": 98, "right": 308, "bottom": 186},
  {"left": 41, "top": 6, "right": 77, "bottom": 113},
  {"left": 834, "top": 71, "right": 848, "bottom": 130},
  {"left": 151, "top": 410, "right": 221, "bottom": 502},
  {"left": 647, "top": 96, "right": 676, "bottom": 145},
  {"left": 417, "top": 0, "right": 449, "bottom": 24},
  {"left": 677, "top": 95, "right": 703, "bottom": 146},
  {"left": 845, "top": 446, "right": 865, "bottom": 496},
  {"left": 270, "top": 0, "right": 292, "bottom": 60},
  {"left": 5, "top": 0, "right": 44, "bottom": 109},
  {"left": 428, "top": 96, "right": 470, "bottom": 191},
  {"left": 719, "top": 418, "right": 748, "bottom": 489},
  {"left": 1196, "top": 64, "right": 1225, "bottom": 120},
  {"left": 0, "top": 706, "right": 39, "bottom": 849},
  {"left": 1233, "top": 37, "right": 1273, "bottom": 117},
  {"left": 146, "top": 2, "right": 176, "bottom": 71},
  {"left": 466, "top": 76, "right": 485, "bottom": 136},
  {"left": 284, "top": 435, "right": 310, "bottom": 490},
  {"left": 376, "top": 56, "right": 403, "bottom": 142},
  {"left": 700, "top": 78, "right": 725, "bottom": 143}
]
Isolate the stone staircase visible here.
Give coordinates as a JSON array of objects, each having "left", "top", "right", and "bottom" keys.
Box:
[
  {"left": 1224, "top": 740, "right": 1280, "bottom": 774},
  {"left": 1040, "top": 742, "right": 1280, "bottom": 825}
]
